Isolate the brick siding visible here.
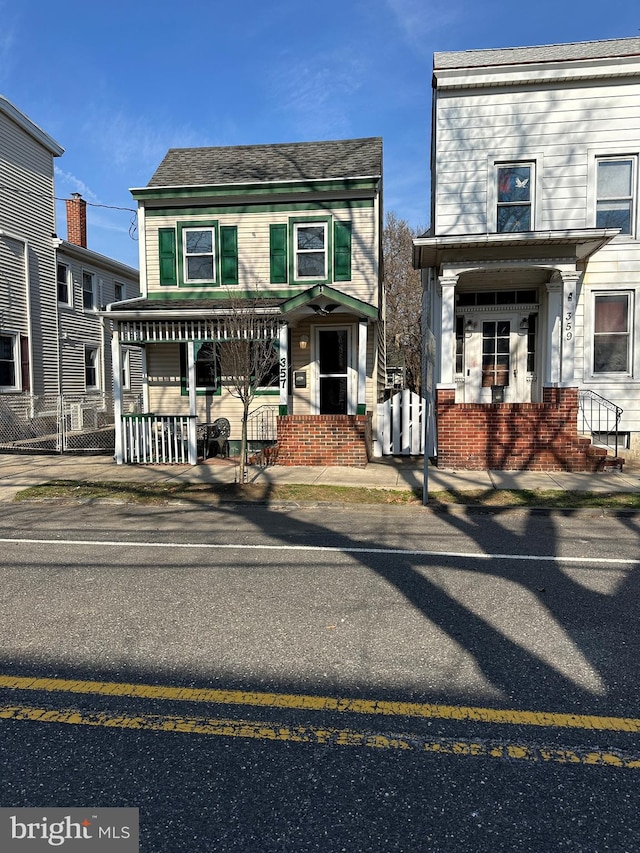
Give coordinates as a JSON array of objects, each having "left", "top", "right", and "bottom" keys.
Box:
[
  {"left": 435, "top": 387, "right": 605, "bottom": 471},
  {"left": 275, "top": 414, "right": 372, "bottom": 467}
]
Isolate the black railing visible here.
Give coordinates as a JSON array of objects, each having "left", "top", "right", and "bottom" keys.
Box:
[{"left": 578, "top": 390, "right": 624, "bottom": 458}]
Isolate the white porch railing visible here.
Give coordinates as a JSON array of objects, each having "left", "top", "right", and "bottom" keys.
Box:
[{"left": 120, "top": 414, "right": 197, "bottom": 465}]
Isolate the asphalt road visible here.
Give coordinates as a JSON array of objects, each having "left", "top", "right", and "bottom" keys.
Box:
[{"left": 0, "top": 501, "right": 639, "bottom": 852}]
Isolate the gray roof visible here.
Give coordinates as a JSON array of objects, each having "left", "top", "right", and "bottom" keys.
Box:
[
  {"left": 0, "top": 95, "right": 64, "bottom": 156},
  {"left": 147, "top": 138, "right": 382, "bottom": 188},
  {"left": 435, "top": 36, "right": 640, "bottom": 70}
]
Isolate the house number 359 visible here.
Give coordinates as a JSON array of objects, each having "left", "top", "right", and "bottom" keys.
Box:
[{"left": 565, "top": 291, "right": 573, "bottom": 341}]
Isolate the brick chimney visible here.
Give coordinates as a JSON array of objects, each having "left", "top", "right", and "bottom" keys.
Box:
[{"left": 65, "top": 192, "right": 87, "bottom": 248}]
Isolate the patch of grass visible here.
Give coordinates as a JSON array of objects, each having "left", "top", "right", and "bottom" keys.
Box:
[{"left": 12, "top": 479, "right": 640, "bottom": 510}]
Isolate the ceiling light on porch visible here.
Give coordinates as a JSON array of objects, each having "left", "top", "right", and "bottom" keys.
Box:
[{"left": 309, "top": 303, "right": 338, "bottom": 315}]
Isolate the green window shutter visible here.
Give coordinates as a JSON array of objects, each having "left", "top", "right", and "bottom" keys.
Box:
[
  {"left": 158, "top": 228, "right": 177, "bottom": 286},
  {"left": 220, "top": 226, "right": 239, "bottom": 285},
  {"left": 334, "top": 221, "right": 352, "bottom": 281},
  {"left": 270, "top": 224, "right": 288, "bottom": 284}
]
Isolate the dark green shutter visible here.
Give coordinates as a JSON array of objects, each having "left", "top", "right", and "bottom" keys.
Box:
[
  {"left": 334, "top": 221, "right": 352, "bottom": 281},
  {"left": 269, "top": 224, "right": 288, "bottom": 284},
  {"left": 158, "top": 228, "right": 177, "bottom": 286},
  {"left": 220, "top": 226, "right": 239, "bottom": 285}
]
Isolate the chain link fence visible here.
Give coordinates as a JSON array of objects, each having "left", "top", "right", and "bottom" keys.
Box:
[{"left": 0, "top": 393, "right": 142, "bottom": 454}]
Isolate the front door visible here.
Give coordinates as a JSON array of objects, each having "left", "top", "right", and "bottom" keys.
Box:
[
  {"left": 317, "top": 328, "right": 350, "bottom": 414},
  {"left": 463, "top": 314, "right": 532, "bottom": 403}
]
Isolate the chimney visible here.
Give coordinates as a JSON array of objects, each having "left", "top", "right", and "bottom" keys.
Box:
[{"left": 66, "top": 192, "right": 87, "bottom": 248}]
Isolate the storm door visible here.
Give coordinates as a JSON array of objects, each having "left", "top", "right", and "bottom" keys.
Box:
[{"left": 317, "top": 328, "right": 350, "bottom": 414}]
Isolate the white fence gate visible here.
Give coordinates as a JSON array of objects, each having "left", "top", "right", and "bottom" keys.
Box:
[{"left": 374, "top": 390, "right": 424, "bottom": 456}]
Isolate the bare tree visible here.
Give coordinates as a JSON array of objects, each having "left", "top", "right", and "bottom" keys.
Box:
[
  {"left": 383, "top": 211, "right": 424, "bottom": 394},
  {"left": 221, "top": 293, "right": 281, "bottom": 482}
]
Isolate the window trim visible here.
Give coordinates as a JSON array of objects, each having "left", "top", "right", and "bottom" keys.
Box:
[
  {"left": 590, "top": 291, "right": 633, "bottom": 378},
  {"left": 290, "top": 217, "right": 332, "bottom": 284},
  {"left": 114, "top": 281, "right": 125, "bottom": 303},
  {"left": 494, "top": 161, "right": 535, "bottom": 233},
  {"left": 180, "top": 341, "right": 222, "bottom": 397},
  {"left": 82, "top": 270, "right": 98, "bottom": 311},
  {"left": 84, "top": 345, "right": 100, "bottom": 390},
  {"left": 0, "top": 331, "right": 20, "bottom": 392},
  {"left": 178, "top": 221, "right": 219, "bottom": 286},
  {"left": 595, "top": 155, "right": 636, "bottom": 238},
  {"left": 57, "top": 262, "right": 72, "bottom": 306}
]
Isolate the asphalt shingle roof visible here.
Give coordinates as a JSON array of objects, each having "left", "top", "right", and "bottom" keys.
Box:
[
  {"left": 147, "top": 138, "right": 383, "bottom": 188},
  {"left": 434, "top": 36, "right": 640, "bottom": 70}
]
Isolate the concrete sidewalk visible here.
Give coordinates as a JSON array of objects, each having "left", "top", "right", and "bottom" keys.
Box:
[{"left": 0, "top": 452, "right": 639, "bottom": 503}]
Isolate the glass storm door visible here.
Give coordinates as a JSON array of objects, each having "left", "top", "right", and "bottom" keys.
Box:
[{"left": 318, "top": 328, "right": 349, "bottom": 414}]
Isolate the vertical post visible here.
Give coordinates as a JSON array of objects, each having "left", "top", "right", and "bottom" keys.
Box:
[
  {"left": 560, "top": 271, "right": 580, "bottom": 386},
  {"left": 357, "top": 320, "right": 367, "bottom": 415},
  {"left": 112, "top": 328, "right": 123, "bottom": 464},
  {"left": 187, "top": 341, "right": 197, "bottom": 464},
  {"left": 545, "top": 278, "right": 562, "bottom": 386},
  {"left": 279, "top": 322, "right": 289, "bottom": 415},
  {"left": 438, "top": 276, "right": 458, "bottom": 385}
]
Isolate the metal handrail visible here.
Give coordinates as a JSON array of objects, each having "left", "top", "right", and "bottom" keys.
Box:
[
  {"left": 246, "top": 404, "right": 278, "bottom": 442},
  {"left": 578, "top": 390, "right": 623, "bottom": 457}
]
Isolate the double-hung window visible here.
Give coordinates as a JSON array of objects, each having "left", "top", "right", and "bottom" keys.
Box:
[
  {"left": 183, "top": 228, "right": 216, "bottom": 283},
  {"left": 114, "top": 282, "right": 125, "bottom": 302},
  {"left": 0, "top": 333, "right": 19, "bottom": 390},
  {"left": 57, "top": 262, "right": 71, "bottom": 305},
  {"left": 596, "top": 157, "right": 635, "bottom": 235},
  {"left": 593, "top": 293, "right": 631, "bottom": 374},
  {"left": 85, "top": 346, "right": 99, "bottom": 389},
  {"left": 294, "top": 222, "right": 328, "bottom": 280},
  {"left": 83, "top": 271, "right": 97, "bottom": 310},
  {"left": 496, "top": 164, "right": 533, "bottom": 232}
]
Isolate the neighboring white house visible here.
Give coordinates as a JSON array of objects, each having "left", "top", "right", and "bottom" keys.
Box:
[
  {"left": 414, "top": 37, "right": 640, "bottom": 470},
  {"left": 0, "top": 95, "right": 140, "bottom": 448}
]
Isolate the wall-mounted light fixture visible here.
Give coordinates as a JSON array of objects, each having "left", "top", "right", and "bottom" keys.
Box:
[
  {"left": 464, "top": 318, "right": 476, "bottom": 337},
  {"left": 519, "top": 317, "right": 529, "bottom": 332},
  {"left": 299, "top": 334, "right": 309, "bottom": 350}
]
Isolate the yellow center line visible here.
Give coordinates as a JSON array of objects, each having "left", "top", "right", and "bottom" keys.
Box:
[
  {"left": 1, "top": 703, "right": 639, "bottom": 769},
  {"left": 0, "top": 674, "right": 637, "bottom": 733}
]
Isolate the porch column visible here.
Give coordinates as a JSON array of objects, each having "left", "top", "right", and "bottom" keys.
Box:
[
  {"left": 438, "top": 275, "right": 458, "bottom": 385},
  {"left": 279, "top": 322, "right": 289, "bottom": 415},
  {"left": 545, "top": 278, "right": 562, "bottom": 385},
  {"left": 560, "top": 271, "right": 581, "bottom": 386},
  {"left": 186, "top": 341, "right": 197, "bottom": 464},
  {"left": 357, "top": 320, "right": 367, "bottom": 415},
  {"left": 187, "top": 341, "right": 197, "bottom": 416},
  {"left": 112, "top": 327, "right": 123, "bottom": 464}
]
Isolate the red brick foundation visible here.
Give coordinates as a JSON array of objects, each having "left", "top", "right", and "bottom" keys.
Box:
[
  {"left": 275, "top": 414, "right": 372, "bottom": 467},
  {"left": 435, "top": 387, "right": 604, "bottom": 471}
]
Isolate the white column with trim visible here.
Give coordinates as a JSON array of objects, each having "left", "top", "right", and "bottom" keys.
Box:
[
  {"left": 438, "top": 275, "right": 458, "bottom": 386},
  {"left": 279, "top": 322, "right": 289, "bottom": 415},
  {"left": 357, "top": 320, "right": 367, "bottom": 414},
  {"left": 560, "top": 271, "right": 580, "bottom": 386},
  {"left": 112, "top": 328, "right": 123, "bottom": 464},
  {"left": 545, "top": 278, "right": 562, "bottom": 386}
]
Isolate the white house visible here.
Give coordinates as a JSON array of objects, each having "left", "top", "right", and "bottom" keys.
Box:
[{"left": 414, "top": 37, "right": 640, "bottom": 470}]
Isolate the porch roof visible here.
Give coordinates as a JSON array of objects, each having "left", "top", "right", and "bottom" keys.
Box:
[{"left": 412, "top": 228, "right": 620, "bottom": 271}]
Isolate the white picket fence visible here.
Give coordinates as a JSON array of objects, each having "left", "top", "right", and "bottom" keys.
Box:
[{"left": 374, "top": 390, "right": 425, "bottom": 456}]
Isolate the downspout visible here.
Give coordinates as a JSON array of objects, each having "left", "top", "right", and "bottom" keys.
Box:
[{"left": 0, "top": 229, "right": 36, "bottom": 402}]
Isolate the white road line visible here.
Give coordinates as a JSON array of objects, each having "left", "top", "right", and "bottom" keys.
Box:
[{"left": 0, "top": 537, "right": 636, "bottom": 565}]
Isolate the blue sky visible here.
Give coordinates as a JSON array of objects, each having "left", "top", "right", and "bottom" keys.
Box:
[{"left": 1, "top": 0, "right": 638, "bottom": 269}]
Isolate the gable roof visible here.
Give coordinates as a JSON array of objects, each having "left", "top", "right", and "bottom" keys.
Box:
[
  {"left": 146, "top": 138, "right": 382, "bottom": 188},
  {"left": 434, "top": 36, "right": 640, "bottom": 70}
]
